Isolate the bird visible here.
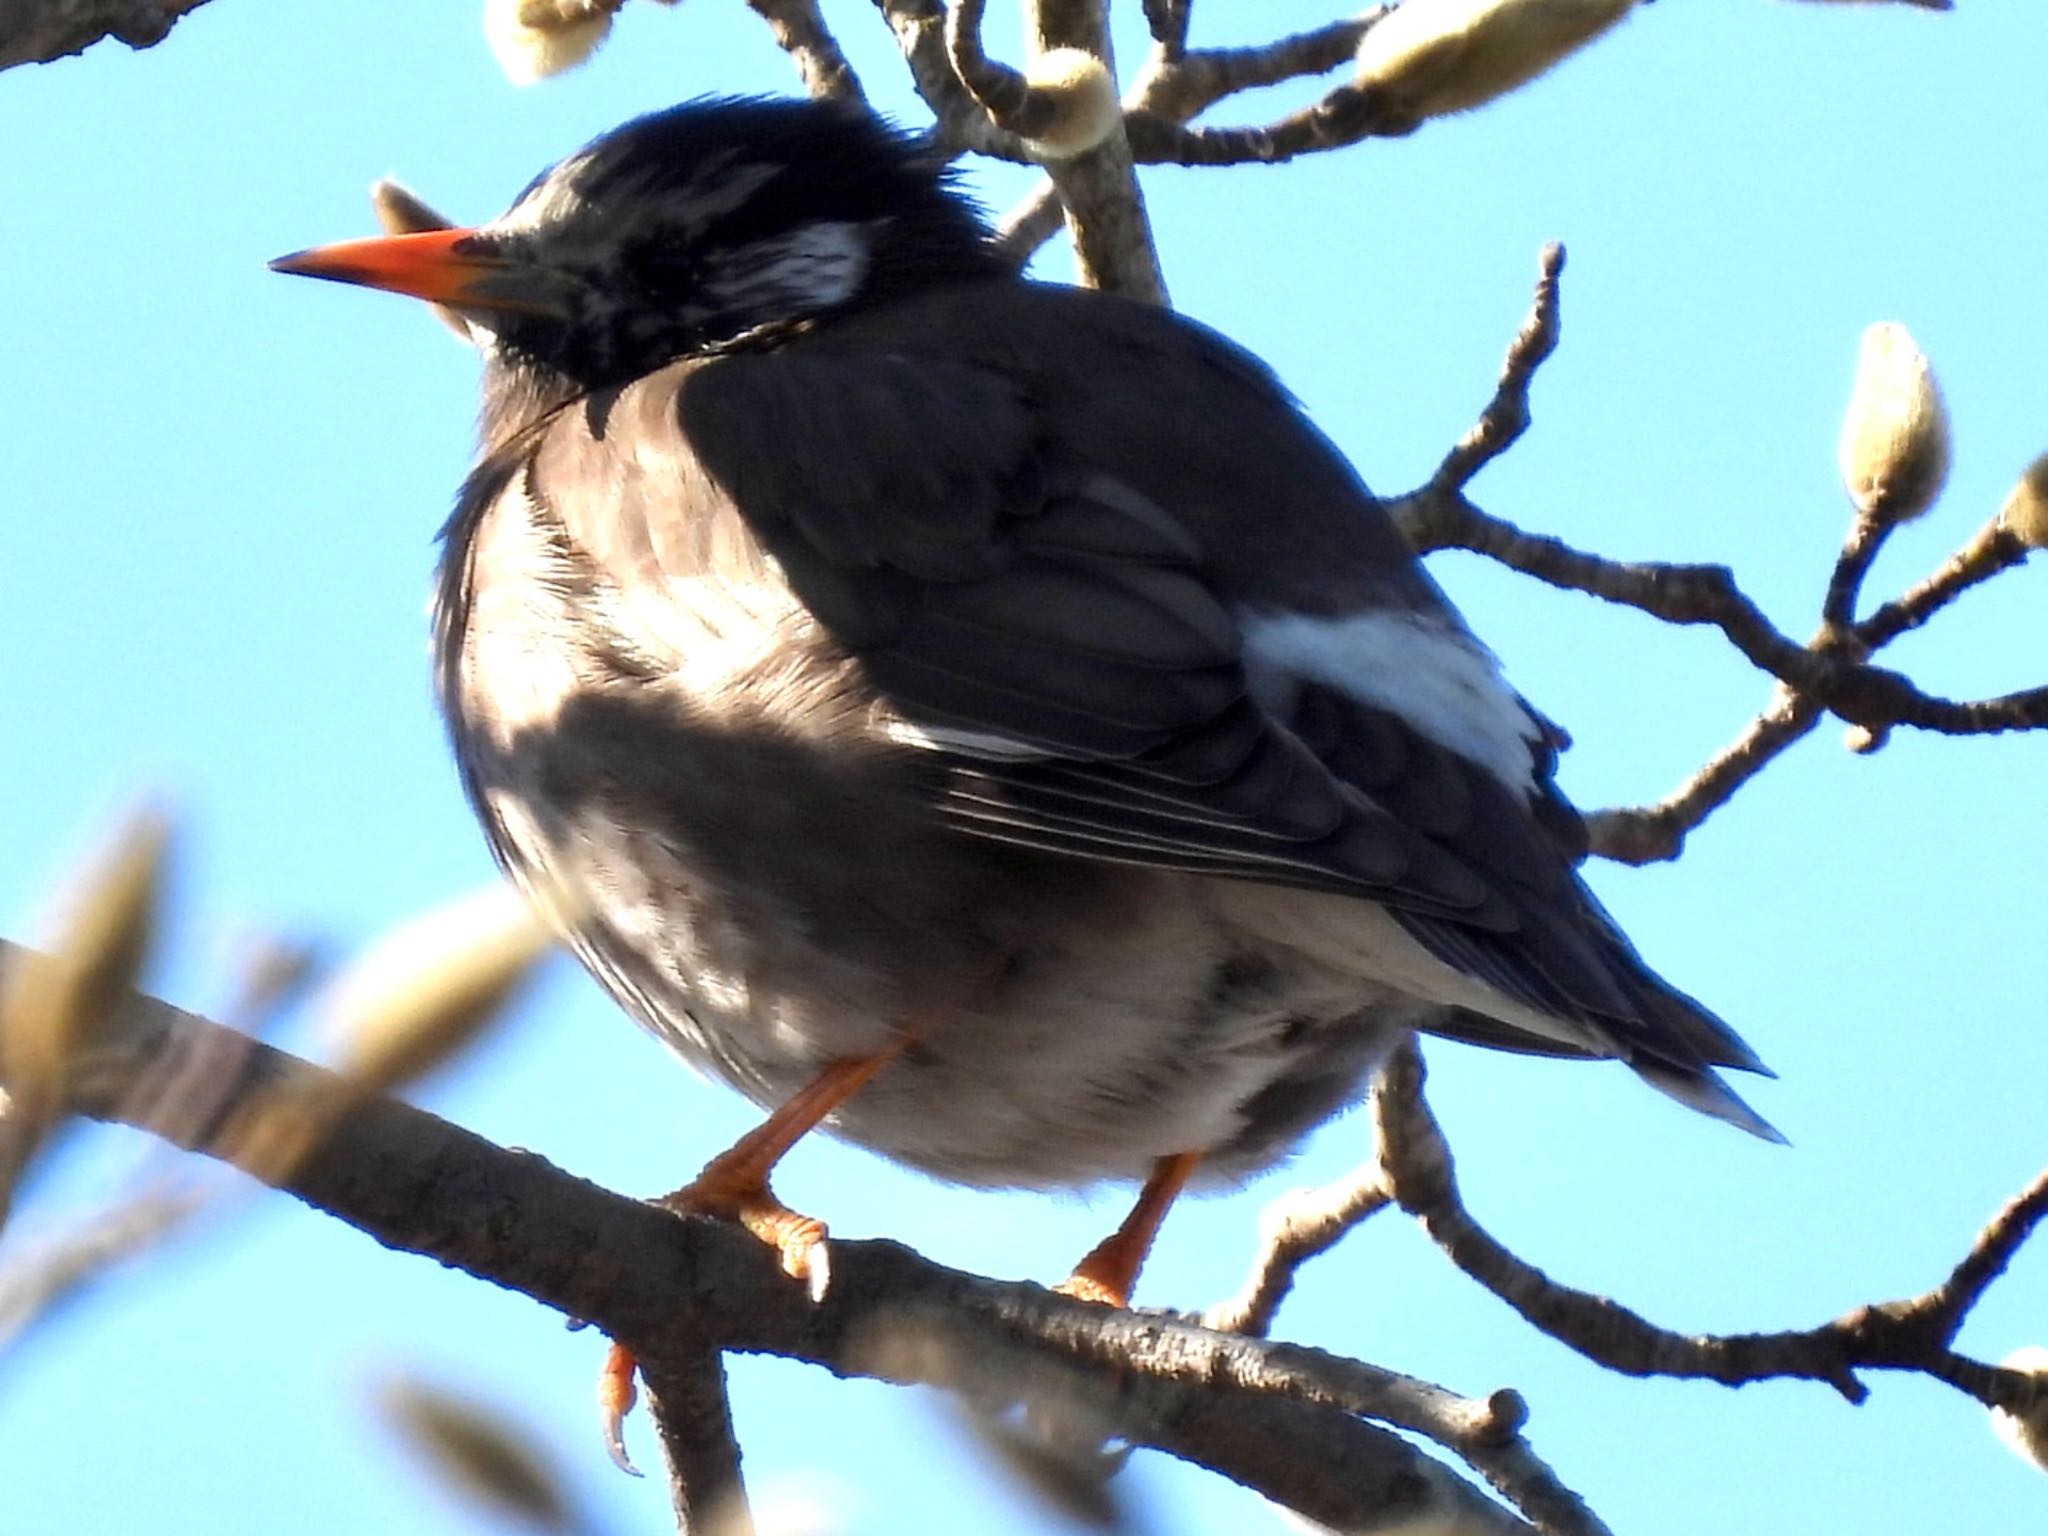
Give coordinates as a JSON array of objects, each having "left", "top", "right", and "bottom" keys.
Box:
[{"left": 272, "top": 94, "right": 1775, "bottom": 1420}]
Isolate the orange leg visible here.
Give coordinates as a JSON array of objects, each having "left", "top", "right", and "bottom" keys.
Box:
[
  {"left": 601, "top": 1043, "right": 913, "bottom": 1472},
  {"left": 1056, "top": 1150, "right": 1203, "bottom": 1309},
  {"left": 657, "top": 1050, "right": 905, "bottom": 1289}
]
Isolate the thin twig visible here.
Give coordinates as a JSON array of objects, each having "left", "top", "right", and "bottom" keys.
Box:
[
  {"left": 997, "top": 10, "right": 1388, "bottom": 269},
  {"left": 741, "top": 0, "right": 863, "bottom": 103},
  {"left": 1399, "top": 251, "right": 2044, "bottom": 861},
  {"left": 1139, "top": 0, "right": 1189, "bottom": 61},
  {"left": 1204, "top": 1164, "right": 1392, "bottom": 1337},
  {"left": 1820, "top": 515, "right": 1888, "bottom": 632},
  {"left": 1859, "top": 520, "right": 2031, "bottom": 650},
  {"left": 1584, "top": 688, "right": 1820, "bottom": 864},
  {"left": 1137, "top": 11, "right": 1383, "bottom": 123},
  {"left": 945, "top": 0, "right": 1060, "bottom": 142},
  {"left": 1370, "top": 1042, "right": 2048, "bottom": 1422},
  {"left": 1433, "top": 244, "right": 1566, "bottom": 494}
]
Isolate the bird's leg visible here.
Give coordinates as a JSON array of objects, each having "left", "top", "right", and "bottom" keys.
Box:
[
  {"left": 1055, "top": 1149, "right": 1203, "bottom": 1308},
  {"left": 600, "top": 1041, "right": 913, "bottom": 1472},
  {"left": 657, "top": 1049, "right": 906, "bottom": 1289}
]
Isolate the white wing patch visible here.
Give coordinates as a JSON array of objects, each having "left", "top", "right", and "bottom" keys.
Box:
[
  {"left": 880, "top": 717, "right": 1050, "bottom": 760},
  {"left": 1240, "top": 608, "right": 1545, "bottom": 793}
]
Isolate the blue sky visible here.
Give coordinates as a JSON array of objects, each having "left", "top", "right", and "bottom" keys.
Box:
[{"left": 3, "top": 2, "right": 2044, "bottom": 1533}]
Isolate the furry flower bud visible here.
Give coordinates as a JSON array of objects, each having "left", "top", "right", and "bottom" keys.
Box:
[
  {"left": 1353, "top": 0, "right": 1638, "bottom": 130},
  {"left": 1995, "top": 453, "right": 2048, "bottom": 551},
  {"left": 1019, "top": 48, "right": 1121, "bottom": 160},
  {"left": 1837, "top": 322, "right": 1951, "bottom": 526},
  {"left": 483, "top": 0, "right": 617, "bottom": 86}
]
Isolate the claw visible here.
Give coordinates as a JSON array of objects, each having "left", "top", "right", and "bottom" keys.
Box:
[{"left": 599, "top": 1342, "right": 644, "bottom": 1477}]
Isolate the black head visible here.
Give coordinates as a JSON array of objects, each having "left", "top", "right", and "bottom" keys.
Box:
[{"left": 273, "top": 98, "right": 1004, "bottom": 421}]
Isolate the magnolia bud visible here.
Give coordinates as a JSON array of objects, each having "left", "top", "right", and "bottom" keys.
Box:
[
  {"left": 1991, "top": 1346, "right": 2048, "bottom": 1474},
  {"left": 373, "top": 1375, "right": 576, "bottom": 1532},
  {"left": 1353, "top": 0, "right": 1638, "bottom": 130},
  {"left": 1837, "top": 322, "right": 1951, "bottom": 526},
  {"left": 483, "top": 0, "right": 616, "bottom": 86},
  {"left": 1019, "top": 48, "right": 1121, "bottom": 160},
  {"left": 1995, "top": 453, "right": 2048, "bottom": 550},
  {"left": 322, "top": 882, "right": 552, "bottom": 1094}
]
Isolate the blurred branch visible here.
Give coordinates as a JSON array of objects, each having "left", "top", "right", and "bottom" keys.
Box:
[
  {"left": 0, "top": 0, "right": 208, "bottom": 70},
  {"left": 0, "top": 1178, "right": 210, "bottom": 1363},
  {"left": 1369, "top": 1041, "right": 2048, "bottom": 1422}
]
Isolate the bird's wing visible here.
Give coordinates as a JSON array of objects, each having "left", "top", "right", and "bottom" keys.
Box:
[{"left": 525, "top": 331, "right": 1767, "bottom": 1097}]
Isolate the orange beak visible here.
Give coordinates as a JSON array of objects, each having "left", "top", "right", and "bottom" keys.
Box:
[{"left": 270, "top": 229, "right": 563, "bottom": 319}]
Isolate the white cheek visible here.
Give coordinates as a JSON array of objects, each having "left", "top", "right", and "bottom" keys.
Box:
[
  {"left": 1240, "top": 609, "right": 1545, "bottom": 793},
  {"left": 715, "top": 221, "right": 871, "bottom": 314}
]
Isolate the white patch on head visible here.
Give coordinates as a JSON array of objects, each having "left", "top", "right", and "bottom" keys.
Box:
[
  {"left": 1240, "top": 608, "right": 1545, "bottom": 792},
  {"left": 705, "top": 221, "right": 871, "bottom": 319}
]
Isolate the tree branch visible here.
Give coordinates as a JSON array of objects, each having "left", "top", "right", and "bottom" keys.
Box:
[
  {"left": 1383, "top": 246, "right": 2046, "bottom": 862},
  {"left": 638, "top": 1339, "right": 753, "bottom": 1534},
  {"left": 4, "top": 937, "right": 1574, "bottom": 1534},
  {"left": 742, "top": 0, "right": 862, "bottom": 103},
  {"left": 1369, "top": 1042, "right": 2048, "bottom": 1422},
  {"left": 0, "top": 0, "right": 208, "bottom": 71}
]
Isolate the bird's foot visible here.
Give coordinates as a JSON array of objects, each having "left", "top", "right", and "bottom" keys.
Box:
[
  {"left": 1053, "top": 1231, "right": 1143, "bottom": 1309},
  {"left": 596, "top": 1177, "right": 830, "bottom": 1475},
  {"left": 1052, "top": 1150, "right": 1202, "bottom": 1311},
  {"left": 656, "top": 1172, "right": 833, "bottom": 1301}
]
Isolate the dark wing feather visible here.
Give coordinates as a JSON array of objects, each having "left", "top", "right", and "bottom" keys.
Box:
[{"left": 524, "top": 293, "right": 1767, "bottom": 1093}]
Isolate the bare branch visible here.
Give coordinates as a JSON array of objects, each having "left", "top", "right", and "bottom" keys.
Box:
[
  {"left": 1583, "top": 687, "right": 1820, "bottom": 865},
  {"left": 1204, "top": 1164, "right": 1392, "bottom": 1339},
  {"left": 992, "top": 183, "right": 1065, "bottom": 266},
  {"left": 1393, "top": 251, "right": 2044, "bottom": 860},
  {"left": 997, "top": 10, "right": 1389, "bottom": 270},
  {"left": 1139, "top": 0, "right": 1189, "bottom": 62},
  {"left": 1858, "top": 519, "right": 2032, "bottom": 651},
  {"left": 875, "top": 0, "right": 1033, "bottom": 159},
  {"left": 741, "top": 0, "right": 862, "bottom": 103},
  {"left": 1433, "top": 243, "right": 1566, "bottom": 494},
  {"left": 1890, "top": 1166, "right": 2048, "bottom": 1346},
  {"left": 1136, "top": 12, "right": 1382, "bottom": 123},
  {"left": 0, "top": 0, "right": 207, "bottom": 71},
  {"left": 1023, "top": 1, "right": 1168, "bottom": 300},
  {"left": 1370, "top": 1043, "right": 2048, "bottom": 1423},
  {"left": 944, "top": 0, "right": 1060, "bottom": 143}
]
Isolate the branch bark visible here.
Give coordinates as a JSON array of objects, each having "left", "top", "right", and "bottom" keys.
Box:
[
  {"left": 0, "top": 0, "right": 208, "bottom": 70},
  {"left": 1, "top": 937, "right": 1560, "bottom": 1535}
]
